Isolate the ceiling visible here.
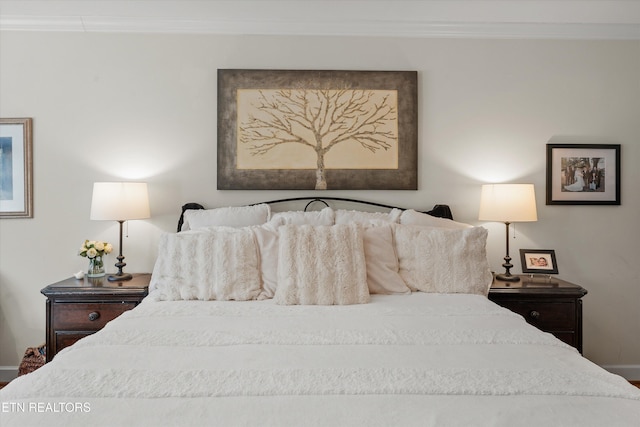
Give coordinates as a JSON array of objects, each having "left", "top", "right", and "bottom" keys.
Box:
[{"left": 1, "top": 0, "right": 639, "bottom": 39}]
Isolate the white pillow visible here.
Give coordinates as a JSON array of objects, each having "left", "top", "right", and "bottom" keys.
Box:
[
  {"left": 251, "top": 223, "right": 279, "bottom": 298},
  {"left": 269, "top": 207, "right": 334, "bottom": 226},
  {"left": 363, "top": 224, "right": 410, "bottom": 294},
  {"left": 395, "top": 224, "right": 493, "bottom": 296},
  {"left": 335, "top": 208, "right": 402, "bottom": 225},
  {"left": 150, "top": 228, "right": 263, "bottom": 301},
  {"left": 400, "top": 209, "right": 472, "bottom": 229},
  {"left": 275, "top": 223, "right": 370, "bottom": 305},
  {"left": 182, "top": 204, "right": 270, "bottom": 230}
]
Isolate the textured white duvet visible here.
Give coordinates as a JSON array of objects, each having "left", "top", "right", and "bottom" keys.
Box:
[{"left": 2, "top": 293, "right": 639, "bottom": 426}]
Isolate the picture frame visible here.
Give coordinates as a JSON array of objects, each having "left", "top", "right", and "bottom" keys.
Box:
[
  {"left": 0, "top": 118, "right": 33, "bottom": 218},
  {"left": 217, "top": 69, "right": 418, "bottom": 190},
  {"left": 546, "top": 143, "right": 620, "bottom": 205},
  {"left": 519, "top": 249, "right": 559, "bottom": 274}
]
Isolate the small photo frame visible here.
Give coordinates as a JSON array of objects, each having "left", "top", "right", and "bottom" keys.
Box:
[
  {"left": 546, "top": 143, "right": 620, "bottom": 205},
  {"left": 520, "top": 249, "right": 559, "bottom": 274},
  {"left": 0, "top": 118, "right": 33, "bottom": 218}
]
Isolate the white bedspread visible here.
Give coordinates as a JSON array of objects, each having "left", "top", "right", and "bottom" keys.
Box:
[{"left": 2, "top": 293, "right": 639, "bottom": 426}]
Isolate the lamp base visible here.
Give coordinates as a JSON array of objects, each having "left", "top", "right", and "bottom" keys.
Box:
[
  {"left": 107, "top": 273, "right": 133, "bottom": 282},
  {"left": 495, "top": 273, "right": 521, "bottom": 282}
]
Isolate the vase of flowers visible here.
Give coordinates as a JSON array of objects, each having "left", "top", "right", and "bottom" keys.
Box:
[{"left": 79, "top": 240, "right": 113, "bottom": 278}]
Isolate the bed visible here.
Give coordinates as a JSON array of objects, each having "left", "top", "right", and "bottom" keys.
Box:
[{"left": 1, "top": 198, "right": 639, "bottom": 426}]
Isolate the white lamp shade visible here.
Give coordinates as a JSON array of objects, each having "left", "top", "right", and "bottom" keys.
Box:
[
  {"left": 478, "top": 184, "right": 538, "bottom": 222},
  {"left": 90, "top": 182, "right": 150, "bottom": 221}
]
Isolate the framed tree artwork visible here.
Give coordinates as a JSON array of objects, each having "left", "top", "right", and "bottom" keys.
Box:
[
  {"left": 0, "top": 118, "right": 33, "bottom": 218},
  {"left": 546, "top": 143, "right": 620, "bottom": 205},
  {"left": 217, "top": 69, "right": 417, "bottom": 190}
]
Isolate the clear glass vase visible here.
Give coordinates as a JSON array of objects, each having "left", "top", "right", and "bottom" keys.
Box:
[{"left": 87, "top": 255, "right": 105, "bottom": 278}]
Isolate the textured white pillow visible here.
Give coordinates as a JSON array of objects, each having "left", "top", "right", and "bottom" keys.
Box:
[
  {"left": 395, "top": 224, "right": 493, "bottom": 296},
  {"left": 400, "top": 209, "right": 472, "bottom": 229},
  {"left": 182, "top": 204, "right": 270, "bottom": 230},
  {"left": 150, "top": 228, "right": 263, "bottom": 301},
  {"left": 335, "top": 208, "right": 402, "bottom": 225},
  {"left": 269, "top": 207, "right": 335, "bottom": 226},
  {"left": 275, "top": 223, "right": 370, "bottom": 305},
  {"left": 363, "top": 224, "right": 410, "bottom": 294}
]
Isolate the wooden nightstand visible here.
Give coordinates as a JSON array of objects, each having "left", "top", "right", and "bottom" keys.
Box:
[
  {"left": 488, "top": 275, "right": 588, "bottom": 353},
  {"left": 41, "top": 273, "right": 150, "bottom": 362}
]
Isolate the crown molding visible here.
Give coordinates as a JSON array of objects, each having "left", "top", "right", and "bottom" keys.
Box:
[{"left": 1, "top": 15, "right": 639, "bottom": 40}]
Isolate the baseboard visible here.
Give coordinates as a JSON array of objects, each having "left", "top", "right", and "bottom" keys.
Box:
[
  {"left": 601, "top": 365, "right": 640, "bottom": 381},
  {"left": 0, "top": 366, "right": 18, "bottom": 383}
]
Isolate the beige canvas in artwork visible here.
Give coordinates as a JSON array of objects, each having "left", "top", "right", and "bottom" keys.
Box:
[{"left": 237, "top": 89, "right": 398, "bottom": 189}]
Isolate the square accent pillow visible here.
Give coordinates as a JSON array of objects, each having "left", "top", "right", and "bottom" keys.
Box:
[
  {"left": 150, "top": 228, "right": 263, "bottom": 301},
  {"left": 269, "top": 207, "right": 335, "bottom": 226},
  {"left": 335, "top": 208, "right": 402, "bottom": 224},
  {"left": 182, "top": 204, "right": 270, "bottom": 230},
  {"left": 251, "top": 223, "right": 279, "bottom": 298},
  {"left": 363, "top": 224, "right": 410, "bottom": 294},
  {"left": 400, "top": 209, "right": 472, "bottom": 229},
  {"left": 275, "top": 223, "right": 369, "bottom": 305},
  {"left": 395, "top": 224, "right": 493, "bottom": 296}
]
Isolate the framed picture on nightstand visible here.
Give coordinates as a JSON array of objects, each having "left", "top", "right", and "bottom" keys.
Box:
[{"left": 520, "top": 249, "right": 559, "bottom": 274}]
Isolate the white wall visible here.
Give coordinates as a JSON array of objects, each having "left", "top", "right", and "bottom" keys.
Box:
[{"left": 0, "top": 32, "right": 638, "bottom": 372}]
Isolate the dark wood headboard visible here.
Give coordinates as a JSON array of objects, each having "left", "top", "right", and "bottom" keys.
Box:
[{"left": 177, "top": 197, "right": 453, "bottom": 232}]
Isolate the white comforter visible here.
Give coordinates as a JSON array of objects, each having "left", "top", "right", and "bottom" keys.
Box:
[{"left": 2, "top": 293, "right": 639, "bottom": 426}]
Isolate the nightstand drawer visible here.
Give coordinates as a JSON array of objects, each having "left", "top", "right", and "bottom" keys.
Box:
[
  {"left": 53, "top": 302, "right": 137, "bottom": 330},
  {"left": 55, "top": 331, "right": 93, "bottom": 353},
  {"left": 497, "top": 301, "right": 576, "bottom": 330}
]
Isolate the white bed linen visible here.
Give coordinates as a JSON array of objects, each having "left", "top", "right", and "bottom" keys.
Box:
[{"left": 2, "top": 293, "right": 639, "bottom": 426}]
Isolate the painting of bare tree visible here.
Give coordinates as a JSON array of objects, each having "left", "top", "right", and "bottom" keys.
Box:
[
  {"left": 218, "top": 70, "right": 417, "bottom": 190},
  {"left": 237, "top": 88, "right": 398, "bottom": 189}
]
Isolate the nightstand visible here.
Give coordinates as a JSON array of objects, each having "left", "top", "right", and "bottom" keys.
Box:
[
  {"left": 488, "top": 275, "right": 588, "bottom": 353},
  {"left": 41, "top": 273, "right": 150, "bottom": 362}
]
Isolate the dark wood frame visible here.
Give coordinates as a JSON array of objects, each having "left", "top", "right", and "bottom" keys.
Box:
[
  {"left": 217, "top": 69, "right": 418, "bottom": 190},
  {"left": 0, "top": 117, "right": 33, "bottom": 218},
  {"left": 519, "top": 249, "right": 559, "bottom": 274},
  {"left": 546, "top": 143, "right": 620, "bottom": 205}
]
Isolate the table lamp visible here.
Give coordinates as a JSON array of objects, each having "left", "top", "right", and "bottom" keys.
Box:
[
  {"left": 90, "top": 182, "right": 150, "bottom": 281},
  {"left": 479, "top": 183, "right": 537, "bottom": 282}
]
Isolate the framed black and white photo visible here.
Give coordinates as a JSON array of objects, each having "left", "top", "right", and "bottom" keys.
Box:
[
  {"left": 0, "top": 118, "right": 33, "bottom": 218},
  {"left": 546, "top": 143, "right": 620, "bottom": 205},
  {"left": 520, "top": 249, "right": 558, "bottom": 274}
]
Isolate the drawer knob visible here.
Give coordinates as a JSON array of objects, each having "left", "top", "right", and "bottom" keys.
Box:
[
  {"left": 88, "top": 311, "right": 100, "bottom": 321},
  {"left": 529, "top": 310, "right": 540, "bottom": 319}
]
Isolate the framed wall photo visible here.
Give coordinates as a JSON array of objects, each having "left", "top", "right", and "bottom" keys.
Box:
[
  {"left": 520, "top": 249, "right": 559, "bottom": 274},
  {"left": 0, "top": 118, "right": 33, "bottom": 218},
  {"left": 217, "top": 69, "right": 417, "bottom": 190},
  {"left": 546, "top": 143, "right": 620, "bottom": 205}
]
